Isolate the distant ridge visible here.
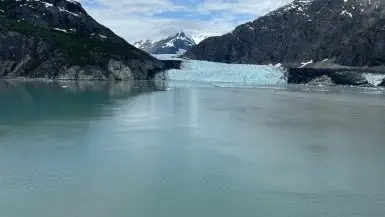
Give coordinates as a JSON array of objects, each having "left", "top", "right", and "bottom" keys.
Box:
[{"left": 134, "top": 32, "right": 196, "bottom": 54}]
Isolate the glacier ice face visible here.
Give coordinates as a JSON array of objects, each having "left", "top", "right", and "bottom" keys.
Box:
[{"left": 158, "top": 59, "right": 287, "bottom": 85}]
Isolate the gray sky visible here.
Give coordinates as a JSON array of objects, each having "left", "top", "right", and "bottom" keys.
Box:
[{"left": 79, "top": 0, "right": 293, "bottom": 43}]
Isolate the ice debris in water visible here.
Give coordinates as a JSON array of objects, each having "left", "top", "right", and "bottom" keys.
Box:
[{"left": 364, "top": 73, "right": 385, "bottom": 86}]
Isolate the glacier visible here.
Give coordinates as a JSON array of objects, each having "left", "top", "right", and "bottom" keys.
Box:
[
  {"left": 156, "top": 57, "right": 287, "bottom": 85},
  {"left": 155, "top": 55, "right": 385, "bottom": 87}
]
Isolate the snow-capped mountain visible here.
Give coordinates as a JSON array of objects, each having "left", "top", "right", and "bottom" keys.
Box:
[
  {"left": 185, "top": 0, "right": 385, "bottom": 68},
  {"left": 134, "top": 32, "right": 196, "bottom": 54},
  {"left": 133, "top": 40, "right": 156, "bottom": 52}
]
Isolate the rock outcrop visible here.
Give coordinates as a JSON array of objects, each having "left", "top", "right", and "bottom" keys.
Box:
[
  {"left": 184, "top": 0, "right": 385, "bottom": 68},
  {"left": 287, "top": 67, "right": 385, "bottom": 86},
  {"left": 0, "top": 0, "right": 179, "bottom": 80}
]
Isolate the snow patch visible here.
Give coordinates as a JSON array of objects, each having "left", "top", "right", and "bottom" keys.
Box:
[
  {"left": 42, "top": 1, "right": 53, "bottom": 8},
  {"left": 58, "top": 7, "right": 80, "bottom": 17},
  {"left": 66, "top": 0, "right": 80, "bottom": 4},
  {"left": 98, "top": 34, "right": 107, "bottom": 39},
  {"left": 53, "top": 28, "right": 68, "bottom": 33},
  {"left": 341, "top": 10, "right": 353, "bottom": 18},
  {"left": 300, "top": 60, "right": 313, "bottom": 68}
]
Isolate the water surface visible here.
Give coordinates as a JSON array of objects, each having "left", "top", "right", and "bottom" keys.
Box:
[{"left": 1, "top": 81, "right": 385, "bottom": 217}]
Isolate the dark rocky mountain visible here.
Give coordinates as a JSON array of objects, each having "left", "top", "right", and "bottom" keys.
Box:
[
  {"left": 134, "top": 32, "right": 195, "bottom": 54},
  {"left": 184, "top": 0, "right": 385, "bottom": 68},
  {"left": 0, "top": 0, "right": 179, "bottom": 80}
]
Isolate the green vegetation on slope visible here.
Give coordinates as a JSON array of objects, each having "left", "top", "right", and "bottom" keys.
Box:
[{"left": 0, "top": 18, "right": 155, "bottom": 66}]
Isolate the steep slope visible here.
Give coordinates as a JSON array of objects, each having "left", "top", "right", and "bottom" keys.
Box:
[
  {"left": 0, "top": 0, "right": 177, "bottom": 80},
  {"left": 134, "top": 32, "right": 195, "bottom": 54},
  {"left": 184, "top": 0, "right": 385, "bottom": 67}
]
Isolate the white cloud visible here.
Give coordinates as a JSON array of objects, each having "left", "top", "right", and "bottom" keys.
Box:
[
  {"left": 79, "top": 0, "right": 293, "bottom": 43},
  {"left": 199, "top": 0, "right": 289, "bottom": 14}
]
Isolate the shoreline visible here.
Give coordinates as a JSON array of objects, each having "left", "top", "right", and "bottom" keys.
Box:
[
  {"left": 287, "top": 67, "right": 385, "bottom": 86},
  {"left": 2, "top": 61, "right": 385, "bottom": 88}
]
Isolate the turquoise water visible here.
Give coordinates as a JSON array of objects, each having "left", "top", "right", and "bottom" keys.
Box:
[{"left": 1, "top": 81, "right": 385, "bottom": 217}]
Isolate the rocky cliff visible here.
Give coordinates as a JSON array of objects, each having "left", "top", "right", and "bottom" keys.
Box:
[
  {"left": 184, "top": 0, "right": 385, "bottom": 68},
  {"left": 0, "top": 0, "right": 179, "bottom": 80}
]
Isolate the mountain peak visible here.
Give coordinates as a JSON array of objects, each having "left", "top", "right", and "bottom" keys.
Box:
[
  {"left": 134, "top": 32, "right": 196, "bottom": 54},
  {"left": 175, "top": 31, "right": 187, "bottom": 37}
]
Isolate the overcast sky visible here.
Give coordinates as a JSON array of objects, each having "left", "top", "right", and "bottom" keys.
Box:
[{"left": 78, "top": 0, "right": 292, "bottom": 43}]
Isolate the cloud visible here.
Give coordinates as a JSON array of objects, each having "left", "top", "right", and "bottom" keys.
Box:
[{"left": 79, "top": 0, "right": 292, "bottom": 43}]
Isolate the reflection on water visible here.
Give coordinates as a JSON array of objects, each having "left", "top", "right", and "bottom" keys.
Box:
[
  {"left": 1, "top": 80, "right": 385, "bottom": 217},
  {"left": 0, "top": 80, "right": 166, "bottom": 123}
]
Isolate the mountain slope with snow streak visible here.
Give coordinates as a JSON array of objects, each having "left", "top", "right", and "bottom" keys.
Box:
[{"left": 185, "top": 0, "right": 385, "bottom": 68}]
